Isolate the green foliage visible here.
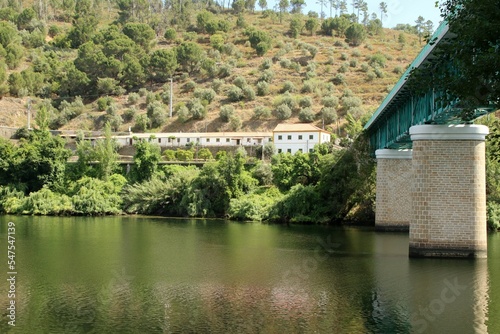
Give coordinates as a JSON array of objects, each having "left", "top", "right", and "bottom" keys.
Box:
[
  {"left": 70, "top": 176, "right": 123, "bottom": 215},
  {"left": 227, "top": 85, "right": 244, "bottom": 102},
  {"left": 186, "top": 98, "right": 206, "bottom": 120},
  {"left": 133, "top": 137, "right": 162, "bottom": 182},
  {"left": 134, "top": 114, "right": 149, "bottom": 132},
  {"left": 92, "top": 123, "right": 119, "bottom": 181},
  {"left": 122, "top": 168, "right": 198, "bottom": 215},
  {"left": 97, "top": 96, "right": 113, "bottom": 111},
  {"left": 176, "top": 41, "right": 204, "bottom": 73},
  {"left": 149, "top": 49, "right": 178, "bottom": 82},
  {"left": 176, "top": 149, "right": 194, "bottom": 161},
  {"left": 345, "top": 23, "right": 367, "bottom": 46},
  {"left": 253, "top": 105, "right": 271, "bottom": 119},
  {"left": 122, "top": 22, "right": 156, "bottom": 52},
  {"left": 275, "top": 104, "right": 292, "bottom": 120},
  {"left": 281, "top": 80, "right": 296, "bottom": 93},
  {"left": 321, "top": 107, "right": 338, "bottom": 124},
  {"left": 245, "top": 28, "right": 271, "bottom": 56},
  {"left": 299, "top": 96, "right": 312, "bottom": 108},
  {"left": 219, "top": 105, "right": 235, "bottom": 122},
  {"left": 198, "top": 148, "right": 213, "bottom": 160},
  {"left": 228, "top": 188, "right": 281, "bottom": 221},
  {"left": 298, "top": 107, "right": 315, "bottom": 123},
  {"left": 271, "top": 184, "right": 321, "bottom": 223},
  {"left": 289, "top": 16, "right": 303, "bottom": 38},
  {"left": 21, "top": 187, "right": 73, "bottom": 215},
  {"left": 322, "top": 96, "right": 339, "bottom": 107},
  {"left": 256, "top": 81, "right": 269, "bottom": 96},
  {"left": 164, "top": 28, "right": 177, "bottom": 41},
  {"left": 369, "top": 53, "right": 387, "bottom": 68},
  {"left": 163, "top": 149, "right": 176, "bottom": 161}
]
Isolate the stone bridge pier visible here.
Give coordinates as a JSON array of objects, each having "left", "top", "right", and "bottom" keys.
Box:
[
  {"left": 375, "top": 149, "right": 413, "bottom": 231},
  {"left": 408, "top": 124, "right": 488, "bottom": 258},
  {"left": 375, "top": 125, "right": 489, "bottom": 258}
]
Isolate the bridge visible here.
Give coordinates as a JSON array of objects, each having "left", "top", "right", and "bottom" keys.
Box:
[{"left": 363, "top": 21, "right": 496, "bottom": 259}]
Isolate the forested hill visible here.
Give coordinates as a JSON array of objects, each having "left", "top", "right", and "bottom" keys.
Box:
[{"left": 0, "top": 1, "right": 427, "bottom": 136}]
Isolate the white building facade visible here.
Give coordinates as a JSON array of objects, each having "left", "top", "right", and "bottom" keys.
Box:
[{"left": 273, "top": 124, "right": 331, "bottom": 154}]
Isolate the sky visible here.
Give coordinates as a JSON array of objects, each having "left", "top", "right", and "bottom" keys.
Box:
[{"left": 303, "top": 0, "right": 443, "bottom": 28}]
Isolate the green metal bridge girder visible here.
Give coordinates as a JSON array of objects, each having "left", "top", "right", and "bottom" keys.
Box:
[{"left": 363, "top": 21, "right": 495, "bottom": 153}]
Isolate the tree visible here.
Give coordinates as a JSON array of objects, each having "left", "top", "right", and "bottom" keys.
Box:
[
  {"left": 317, "top": 0, "right": 328, "bottom": 19},
  {"left": 133, "top": 136, "right": 162, "bottom": 182},
  {"left": 379, "top": 2, "right": 387, "bottom": 26},
  {"left": 278, "top": 0, "right": 289, "bottom": 23},
  {"left": 290, "top": 0, "right": 305, "bottom": 14},
  {"left": 93, "top": 122, "right": 119, "bottom": 181},
  {"left": 414, "top": 15, "right": 425, "bottom": 44},
  {"left": 258, "top": 0, "right": 267, "bottom": 10},
  {"left": 289, "top": 16, "right": 303, "bottom": 38},
  {"left": 176, "top": 42, "right": 203, "bottom": 73},
  {"left": 149, "top": 49, "right": 178, "bottom": 82},
  {"left": 345, "top": 23, "right": 366, "bottom": 46},
  {"left": 305, "top": 17, "right": 319, "bottom": 35},
  {"left": 122, "top": 22, "right": 156, "bottom": 52},
  {"left": 411, "top": 0, "right": 500, "bottom": 117}
]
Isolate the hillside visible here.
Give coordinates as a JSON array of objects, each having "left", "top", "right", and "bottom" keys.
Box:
[{"left": 0, "top": 4, "right": 424, "bottom": 136}]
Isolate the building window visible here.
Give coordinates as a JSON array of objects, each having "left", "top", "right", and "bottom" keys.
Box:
[
  {"left": 298, "top": 148, "right": 303, "bottom": 152},
  {"left": 287, "top": 135, "right": 292, "bottom": 140},
  {"left": 226, "top": 138, "right": 230, "bottom": 142},
  {"left": 258, "top": 139, "right": 262, "bottom": 144},
  {"left": 287, "top": 149, "right": 292, "bottom": 153},
  {"left": 196, "top": 138, "right": 200, "bottom": 142},
  {"left": 216, "top": 138, "right": 220, "bottom": 142},
  {"left": 309, "top": 135, "right": 314, "bottom": 140},
  {"left": 309, "top": 148, "right": 313, "bottom": 153},
  {"left": 278, "top": 135, "right": 282, "bottom": 140},
  {"left": 177, "top": 138, "right": 180, "bottom": 143},
  {"left": 278, "top": 149, "right": 282, "bottom": 153},
  {"left": 167, "top": 138, "right": 171, "bottom": 143},
  {"left": 298, "top": 135, "right": 302, "bottom": 140},
  {"left": 206, "top": 138, "right": 210, "bottom": 143},
  {"left": 158, "top": 138, "right": 161, "bottom": 143},
  {"left": 187, "top": 138, "right": 190, "bottom": 143},
  {"left": 247, "top": 138, "right": 251, "bottom": 143}
]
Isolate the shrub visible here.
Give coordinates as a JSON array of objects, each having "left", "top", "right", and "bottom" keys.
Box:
[
  {"left": 298, "top": 108, "right": 315, "bottom": 123},
  {"left": 332, "top": 74, "right": 345, "bottom": 85},
  {"left": 301, "top": 79, "right": 320, "bottom": 93},
  {"left": 349, "top": 59, "right": 358, "bottom": 68},
  {"left": 22, "top": 187, "right": 73, "bottom": 215},
  {"left": 219, "top": 105, "right": 234, "bottom": 122},
  {"left": 369, "top": 53, "right": 387, "bottom": 68},
  {"left": 352, "top": 49, "right": 362, "bottom": 57},
  {"left": 70, "top": 177, "right": 123, "bottom": 215},
  {"left": 229, "top": 115, "right": 242, "bottom": 131},
  {"left": 164, "top": 28, "right": 177, "bottom": 40},
  {"left": 275, "top": 104, "right": 292, "bottom": 120},
  {"left": 233, "top": 76, "right": 247, "bottom": 88},
  {"left": 256, "top": 81, "right": 269, "bottom": 96},
  {"left": 163, "top": 149, "right": 176, "bottom": 161},
  {"left": 260, "top": 58, "right": 272, "bottom": 70},
  {"left": 338, "top": 63, "right": 349, "bottom": 73},
  {"left": 281, "top": 80, "right": 296, "bottom": 93},
  {"left": 393, "top": 66, "right": 404, "bottom": 75},
  {"left": 342, "top": 96, "right": 362, "bottom": 110},
  {"left": 259, "top": 69, "right": 274, "bottom": 83},
  {"left": 374, "top": 67, "right": 385, "bottom": 78},
  {"left": 366, "top": 71, "right": 376, "bottom": 81},
  {"left": 138, "top": 88, "right": 148, "bottom": 97},
  {"left": 227, "top": 85, "right": 244, "bottom": 102},
  {"left": 254, "top": 105, "right": 271, "bottom": 118},
  {"left": 193, "top": 88, "right": 217, "bottom": 104},
  {"left": 340, "top": 53, "right": 348, "bottom": 61},
  {"left": 97, "top": 96, "right": 113, "bottom": 111},
  {"left": 123, "top": 107, "right": 137, "bottom": 122},
  {"left": 321, "top": 107, "right": 337, "bottom": 124},
  {"left": 211, "top": 78, "right": 224, "bottom": 93},
  {"left": 128, "top": 93, "right": 140, "bottom": 105},
  {"left": 186, "top": 98, "right": 206, "bottom": 120},
  {"left": 184, "top": 80, "right": 197, "bottom": 92},
  {"left": 322, "top": 96, "right": 339, "bottom": 107},
  {"left": 218, "top": 63, "right": 232, "bottom": 78},
  {"left": 487, "top": 202, "right": 500, "bottom": 231},
  {"left": 242, "top": 85, "right": 256, "bottom": 100},
  {"left": 176, "top": 105, "right": 189, "bottom": 122},
  {"left": 280, "top": 58, "right": 292, "bottom": 69},
  {"left": 147, "top": 101, "right": 167, "bottom": 128},
  {"left": 360, "top": 62, "right": 370, "bottom": 72},
  {"left": 299, "top": 96, "right": 312, "bottom": 108}
]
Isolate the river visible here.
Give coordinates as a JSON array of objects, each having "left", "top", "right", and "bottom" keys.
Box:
[{"left": 0, "top": 215, "right": 498, "bottom": 333}]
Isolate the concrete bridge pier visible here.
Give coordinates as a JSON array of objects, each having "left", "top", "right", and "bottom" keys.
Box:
[
  {"left": 409, "top": 125, "right": 489, "bottom": 258},
  {"left": 375, "top": 149, "right": 413, "bottom": 231}
]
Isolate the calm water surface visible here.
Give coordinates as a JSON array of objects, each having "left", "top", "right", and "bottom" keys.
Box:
[{"left": 0, "top": 215, "right": 498, "bottom": 333}]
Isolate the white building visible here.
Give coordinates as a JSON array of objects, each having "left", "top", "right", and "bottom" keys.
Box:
[
  {"left": 273, "top": 123, "right": 331, "bottom": 154},
  {"left": 86, "top": 131, "right": 272, "bottom": 148}
]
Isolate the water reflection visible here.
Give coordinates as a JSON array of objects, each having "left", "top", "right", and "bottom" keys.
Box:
[{"left": 0, "top": 216, "right": 498, "bottom": 333}]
